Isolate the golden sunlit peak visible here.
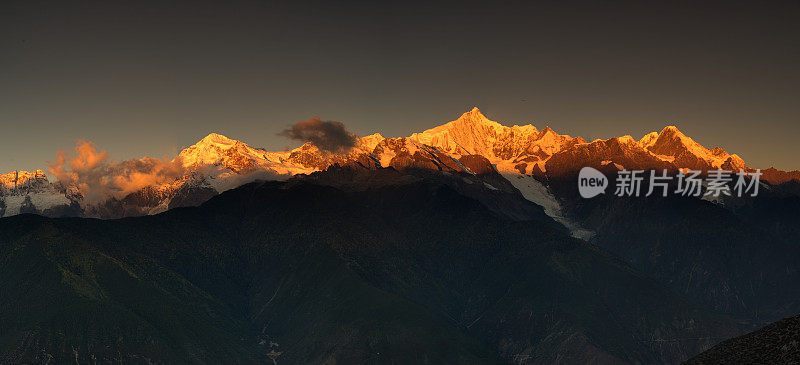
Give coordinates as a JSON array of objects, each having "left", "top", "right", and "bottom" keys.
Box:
[
  {"left": 659, "top": 125, "right": 684, "bottom": 135},
  {"left": 464, "top": 106, "right": 484, "bottom": 116},
  {"left": 198, "top": 132, "right": 236, "bottom": 145},
  {"left": 455, "top": 106, "right": 491, "bottom": 124}
]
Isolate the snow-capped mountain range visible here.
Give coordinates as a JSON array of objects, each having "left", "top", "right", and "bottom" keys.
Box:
[
  {"left": 0, "top": 170, "right": 73, "bottom": 217},
  {"left": 1, "top": 107, "right": 795, "bottom": 226}
]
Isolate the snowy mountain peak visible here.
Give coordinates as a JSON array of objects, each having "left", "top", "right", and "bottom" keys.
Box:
[
  {"left": 177, "top": 132, "right": 270, "bottom": 172},
  {"left": 617, "top": 135, "right": 637, "bottom": 145},
  {"left": 0, "top": 108, "right": 773, "bottom": 221},
  {"left": 406, "top": 108, "right": 585, "bottom": 175},
  {"left": 463, "top": 106, "right": 485, "bottom": 117},
  {"left": 408, "top": 108, "right": 503, "bottom": 156},
  {"left": 0, "top": 169, "right": 49, "bottom": 190},
  {"left": 196, "top": 132, "right": 238, "bottom": 147},
  {"left": 359, "top": 133, "right": 386, "bottom": 151},
  {"left": 642, "top": 125, "right": 745, "bottom": 170},
  {"left": 655, "top": 126, "right": 697, "bottom": 146},
  {"left": 0, "top": 169, "right": 67, "bottom": 218},
  {"left": 452, "top": 107, "right": 502, "bottom": 129},
  {"left": 639, "top": 131, "right": 660, "bottom": 148}
]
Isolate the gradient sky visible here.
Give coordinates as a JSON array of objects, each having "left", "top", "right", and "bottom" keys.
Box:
[{"left": 2, "top": 0, "right": 799, "bottom": 174}]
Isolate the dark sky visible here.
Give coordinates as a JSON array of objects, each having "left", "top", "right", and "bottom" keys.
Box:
[{"left": 2, "top": 0, "right": 799, "bottom": 173}]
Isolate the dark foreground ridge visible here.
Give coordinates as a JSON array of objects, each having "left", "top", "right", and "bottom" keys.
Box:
[
  {"left": 686, "top": 314, "right": 800, "bottom": 364},
  {"left": 1, "top": 177, "right": 740, "bottom": 363}
]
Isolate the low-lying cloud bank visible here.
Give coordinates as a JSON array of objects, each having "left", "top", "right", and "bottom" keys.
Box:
[
  {"left": 42, "top": 118, "right": 358, "bottom": 205},
  {"left": 48, "top": 141, "right": 187, "bottom": 204}
]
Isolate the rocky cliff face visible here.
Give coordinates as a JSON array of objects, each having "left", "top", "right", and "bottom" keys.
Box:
[
  {"left": 0, "top": 170, "right": 49, "bottom": 193},
  {"left": 0, "top": 170, "right": 73, "bottom": 217}
]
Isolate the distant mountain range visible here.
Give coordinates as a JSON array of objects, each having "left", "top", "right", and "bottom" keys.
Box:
[
  {"left": 1, "top": 108, "right": 799, "bottom": 363},
  {"left": 1, "top": 107, "right": 796, "bottom": 221}
]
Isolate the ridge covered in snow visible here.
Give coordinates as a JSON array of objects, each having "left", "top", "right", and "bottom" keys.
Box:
[
  {"left": 640, "top": 126, "right": 746, "bottom": 170},
  {"left": 0, "top": 107, "right": 783, "bottom": 223},
  {"left": 177, "top": 132, "right": 315, "bottom": 175},
  {"left": 0, "top": 169, "right": 48, "bottom": 191},
  {"left": 0, "top": 169, "right": 71, "bottom": 217},
  {"left": 409, "top": 107, "right": 586, "bottom": 174}
]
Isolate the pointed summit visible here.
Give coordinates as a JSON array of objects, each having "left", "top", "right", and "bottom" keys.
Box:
[
  {"left": 406, "top": 107, "right": 584, "bottom": 172},
  {"left": 177, "top": 132, "right": 267, "bottom": 170},
  {"left": 408, "top": 107, "right": 504, "bottom": 156},
  {"left": 466, "top": 106, "right": 483, "bottom": 115},
  {"left": 197, "top": 132, "right": 236, "bottom": 146},
  {"left": 648, "top": 125, "right": 704, "bottom": 157},
  {"left": 658, "top": 125, "right": 685, "bottom": 138},
  {"left": 540, "top": 126, "right": 556, "bottom": 135},
  {"left": 643, "top": 125, "right": 746, "bottom": 170},
  {"left": 454, "top": 107, "right": 493, "bottom": 126}
]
